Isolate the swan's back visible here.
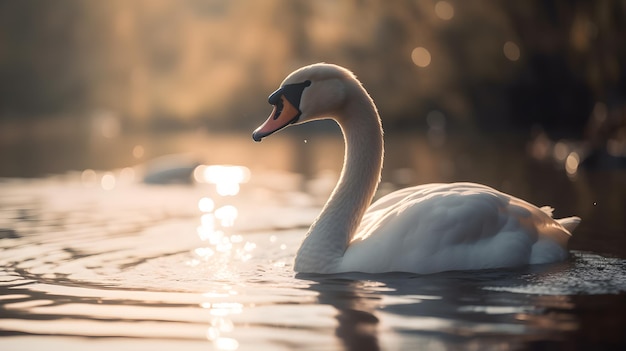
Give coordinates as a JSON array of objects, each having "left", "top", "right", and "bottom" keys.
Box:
[
  {"left": 253, "top": 63, "right": 580, "bottom": 275},
  {"left": 338, "top": 183, "right": 579, "bottom": 274}
]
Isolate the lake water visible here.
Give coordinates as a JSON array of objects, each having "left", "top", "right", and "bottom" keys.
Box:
[{"left": 1, "top": 131, "right": 625, "bottom": 350}]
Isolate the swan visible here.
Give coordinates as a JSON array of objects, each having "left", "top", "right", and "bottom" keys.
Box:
[{"left": 252, "top": 63, "right": 581, "bottom": 274}]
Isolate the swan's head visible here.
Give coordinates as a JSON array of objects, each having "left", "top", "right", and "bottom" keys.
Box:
[{"left": 252, "top": 63, "right": 358, "bottom": 142}]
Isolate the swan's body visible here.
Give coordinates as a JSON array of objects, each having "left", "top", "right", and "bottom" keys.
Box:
[{"left": 253, "top": 63, "right": 580, "bottom": 274}]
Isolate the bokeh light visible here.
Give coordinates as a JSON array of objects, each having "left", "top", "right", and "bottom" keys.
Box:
[
  {"left": 101, "top": 172, "right": 116, "bottom": 190},
  {"left": 119, "top": 167, "right": 135, "bottom": 183},
  {"left": 215, "top": 205, "right": 238, "bottom": 227},
  {"left": 503, "top": 41, "right": 520, "bottom": 61},
  {"left": 81, "top": 169, "right": 98, "bottom": 187},
  {"left": 553, "top": 142, "right": 569, "bottom": 162},
  {"left": 565, "top": 152, "right": 580, "bottom": 176},
  {"left": 411, "top": 47, "right": 432, "bottom": 68},
  {"left": 93, "top": 111, "right": 121, "bottom": 139},
  {"left": 0, "top": 1, "right": 621, "bottom": 180},
  {"left": 132, "top": 145, "right": 145, "bottom": 159},
  {"left": 199, "top": 197, "right": 215, "bottom": 213},
  {"left": 435, "top": 1, "right": 454, "bottom": 20}
]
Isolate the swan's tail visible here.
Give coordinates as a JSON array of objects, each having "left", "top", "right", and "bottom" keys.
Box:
[
  {"left": 540, "top": 206, "right": 580, "bottom": 234},
  {"left": 530, "top": 215, "right": 580, "bottom": 264},
  {"left": 557, "top": 216, "right": 581, "bottom": 234}
]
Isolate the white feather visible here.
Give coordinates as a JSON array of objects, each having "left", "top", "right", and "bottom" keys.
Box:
[{"left": 258, "top": 63, "right": 581, "bottom": 274}]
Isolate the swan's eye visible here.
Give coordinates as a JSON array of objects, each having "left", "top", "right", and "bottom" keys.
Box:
[{"left": 273, "top": 98, "right": 284, "bottom": 120}]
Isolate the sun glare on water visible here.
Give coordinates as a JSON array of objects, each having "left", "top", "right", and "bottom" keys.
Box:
[{"left": 194, "top": 165, "right": 251, "bottom": 196}]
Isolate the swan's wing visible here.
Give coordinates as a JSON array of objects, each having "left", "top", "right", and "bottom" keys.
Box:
[
  {"left": 356, "top": 183, "right": 513, "bottom": 244},
  {"left": 342, "top": 183, "right": 572, "bottom": 273},
  {"left": 359, "top": 183, "right": 506, "bottom": 238},
  {"left": 367, "top": 183, "right": 445, "bottom": 212}
]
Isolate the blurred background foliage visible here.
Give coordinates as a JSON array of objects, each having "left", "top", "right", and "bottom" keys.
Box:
[
  {"left": 0, "top": 0, "right": 625, "bottom": 175},
  {"left": 1, "top": 0, "right": 625, "bottom": 130}
]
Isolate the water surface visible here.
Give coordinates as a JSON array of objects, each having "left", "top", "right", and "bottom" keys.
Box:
[{"left": 1, "top": 132, "right": 625, "bottom": 350}]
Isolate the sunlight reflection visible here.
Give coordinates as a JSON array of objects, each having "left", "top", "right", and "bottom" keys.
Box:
[
  {"left": 190, "top": 165, "right": 254, "bottom": 351},
  {"left": 119, "top": 167, "right": 135, "bottom": 183},
  {"left": 218, "top": 183, "right": 240, "bottom": 197},
  {"left": 101, "top": 172, "right": 116, "bottom": 191},
  {"left": 194, "top": 165, "right": 250, "bottom": 196},
  {"left": 213, "top": 318, "right": 235, "bottom": 333},
  {"left": 230, "top": 235, "right": 243, "bottom": 243},
  {"left": 216, "top": 238, "right": 233, "bottom": 253},
  {"left": 198, "top": 197, "right": 215, "bottom": 212},
  {"left": 207, "top": 302, "right": 244, "bottom": 316},
  {"left": 215, "top": 337, "right": 239, "bottom": 351},
  {"left": 81, "top": 169, "right": 98, "bottom": 187},
  {"left": 201, "top": 297, "right": 243, "bottom": 350},
  {"left": 202, "top": 291, "right": 231, "bottom": 299},
  {"left": 196, "top": 227, "right": 222, "bottom": 245},
  {"left": 215, "top": 205, "right": 238, "bottom": 227},
  {"left": 459, "top": 305, "right": 531, "bottom": 314},
  {"left": 194, "top": 202, "right": 252, "bottom": 261},
  {"left": 200, "top": 214, "right": 215, "bottom": 232},
  {"left": 201, "top": 300, "right": 241, "bottom": 350},
  {"left": 194, "top": 247, "right": 215, "bottom": 258},
  {"left": 191, "top": 166, "right": 256, "bottom": 266}
]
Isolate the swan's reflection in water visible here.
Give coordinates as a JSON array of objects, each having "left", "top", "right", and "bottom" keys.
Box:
[
  {"left": 336, "top": 308, "right": 380, "bottom": 351},
  {"left": 303, "top": 263, "right": 584, "bottom": 350},
  {"left": 327, "top": 282, "right": 381, "bottom": 351},
  {"left": 304, "top": 277, "right": 384, "bottom": 351}
]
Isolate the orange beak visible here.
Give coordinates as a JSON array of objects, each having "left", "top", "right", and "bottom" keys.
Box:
[{"left": 252, "top": 95, "right": 301, "bottom": 142}]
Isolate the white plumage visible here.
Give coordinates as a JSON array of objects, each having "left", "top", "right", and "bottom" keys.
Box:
[
  {"left": 341, "top": 183, "right": 576, "bottom": 273},
  {"left": 253, "top": 63, "right": 580, "bottom": 274}
]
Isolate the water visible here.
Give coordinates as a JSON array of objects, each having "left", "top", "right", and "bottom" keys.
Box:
[{"left": 1, "top": 132, "right": 625, "bottom": 350}]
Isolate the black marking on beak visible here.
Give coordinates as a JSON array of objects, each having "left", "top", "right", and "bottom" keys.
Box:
[
  {"left": 252, "top": 80, "right": 312, "bottom": 142},
  {"left": 267, "top": 80, "right": 311, "bottom": 124}
]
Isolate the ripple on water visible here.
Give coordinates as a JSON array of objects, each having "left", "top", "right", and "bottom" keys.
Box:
[
  {"left": 484, "top": 251, "right": 626, "bottom": 295},
  {"left": 1, "top": 177, "right": 626, "bottom": 350}
]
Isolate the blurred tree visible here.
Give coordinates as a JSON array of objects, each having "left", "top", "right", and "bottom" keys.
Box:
[
  {"left": 0, "top": 0, "right": 89, "bottom": 117},
  {"left": 0, "top": 0, "right": 624, "bottom": 137}
]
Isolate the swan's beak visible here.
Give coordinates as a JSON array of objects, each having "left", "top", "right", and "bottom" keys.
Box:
[
  {"left": 253, "top": 80, "right": 311, "bottom": 142},
  {"left": 252, "top": 96, "right": 301, "bottom": 142}
]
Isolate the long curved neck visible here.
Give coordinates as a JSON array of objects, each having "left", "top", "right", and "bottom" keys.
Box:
[{"left": 295, "top": 87, "right": 383, "bottom": 273}]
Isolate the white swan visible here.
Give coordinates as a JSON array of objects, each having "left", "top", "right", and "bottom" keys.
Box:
[{"left": 252, "top": 63, "right": 581, "bottom": 274}]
